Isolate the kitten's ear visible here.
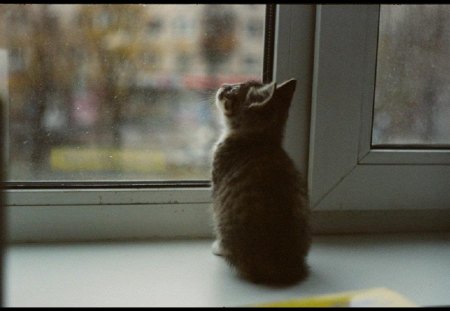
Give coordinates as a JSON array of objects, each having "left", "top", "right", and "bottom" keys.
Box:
[
  {"left": 247, "top": 81, "right": 276, "bottom": 109},
  {"left": 276, "top": 78, "right": 297, "bottom": 104}
]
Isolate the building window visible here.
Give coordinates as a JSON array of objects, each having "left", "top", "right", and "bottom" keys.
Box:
[
  {"left": 173, "top": 17, "right": 194, "bottom": 37},
  {"left": 146, "top": 18, "right": 162, "bottom": 37},
  {"left": 246, "top": 19, "right": 264, "bottom": 38},
  {"left": 242, "top": 55, "right": 259, "bottom": 72},
  {"left": 8, "top": 47, "right": 25, "bottom": 72}
]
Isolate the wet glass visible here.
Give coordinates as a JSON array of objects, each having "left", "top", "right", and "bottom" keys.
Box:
[
  {"left": 372, "top": 5, "right": 450, "bottom": 147},
  {"left": 0, "top": 4, "right": 266, "bottom": 181}
]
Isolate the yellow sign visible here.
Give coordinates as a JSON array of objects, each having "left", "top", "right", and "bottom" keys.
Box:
[{"left": 50, "top": 147, "right": 166, "bottom": 172}]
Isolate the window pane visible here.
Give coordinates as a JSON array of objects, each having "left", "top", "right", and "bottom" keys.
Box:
[
  {"left": 0, "top": 4, "right": 266, "bottom": 181},
  {"left": 372, "top": 5, "right": 450, "bottom": 147}
]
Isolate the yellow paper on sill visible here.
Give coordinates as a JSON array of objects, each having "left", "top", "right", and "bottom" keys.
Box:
[{"left": 252, "top": 287, "right": 417, "bottom": 307}]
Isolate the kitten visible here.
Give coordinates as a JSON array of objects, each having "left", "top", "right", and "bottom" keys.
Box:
[{"left": 211, "top": 79, "right": 311, "bottom": 286}]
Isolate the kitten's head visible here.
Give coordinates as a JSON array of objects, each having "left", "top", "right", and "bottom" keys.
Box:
[{"left": 215, "top": 79, "right": 297, "bottom": 139}]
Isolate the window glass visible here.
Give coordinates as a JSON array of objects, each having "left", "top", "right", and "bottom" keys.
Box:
[
  {"left": 372, "top": 5, "right": 450, "bottom": 147},
  {"left": 0, "top": 4, "right": 266, "bottom": 181}
]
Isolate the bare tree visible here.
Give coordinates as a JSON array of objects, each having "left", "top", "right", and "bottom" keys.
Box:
[{"left": 77, "top": 5, "right": 146, "bottom": 149}]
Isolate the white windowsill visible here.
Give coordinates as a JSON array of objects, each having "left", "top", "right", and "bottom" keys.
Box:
[{"left": 4, "top": 233, "right": 450, "bottom": 307}]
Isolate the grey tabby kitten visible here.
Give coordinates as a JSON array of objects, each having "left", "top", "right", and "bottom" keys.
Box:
[{"left": 211, "top": 79, "right": 311, "bottom": 286}]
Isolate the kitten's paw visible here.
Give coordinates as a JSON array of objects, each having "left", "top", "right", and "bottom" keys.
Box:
[{"left": 212, "top": 240, "right": 225, "bottom": 256}]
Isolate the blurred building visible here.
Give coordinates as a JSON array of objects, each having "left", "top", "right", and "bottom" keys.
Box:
[
  {"left": 0, "top": 4, "right": 267, "bottom": 179},
  {"left": 44, "top": 4, "right": 265, "bottom": 90}
]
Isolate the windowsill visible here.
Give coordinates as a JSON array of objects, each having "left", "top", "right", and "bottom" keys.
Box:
[{"left": 4, "top": 233, "right": 450, "bottom": 307}]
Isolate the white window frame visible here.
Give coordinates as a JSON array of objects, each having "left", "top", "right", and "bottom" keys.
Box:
[
  {"left": 5, "top": 4, "right": 450, "bottom": 243},
  {"left": 309, "top": 5, "right": 450, "bottom": 211},
  {"left": 308, "top": 5, "right": 450, "bottom": 233},
  {"left": 5, "top": 4, "right": 315, "bottom": 243}
]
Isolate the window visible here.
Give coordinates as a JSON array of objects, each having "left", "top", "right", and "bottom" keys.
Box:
[
  {"left": 309, "top": 5, "right": 450, "bottom": 217},
  {"left": 243, "top": 55, "right": 259, "bottom": 72},
  {"left": 96, "top": 11, "right": 113, "bottom": 29},
  {"left": 246, "top": 19, "right": 264, "bottom": 38},
  {"left": 5, "top": 5, "right": 448, "bottom": 243},
  {"left": 2, "top": 4, "right": 275, "bottom": 242},
  {"left": 146, "top": 19, "right": 162, "bottom": 36},
  {"left": 372, "top": 5, "right": 450, "bottom": 147},
  {"left": 0, "top": 4, "right": 266, "bottom": 182},
  {"left": 8, "top": 48, "right": 25, "bottom": 72},
  {"left": 173, "top": 17, "right": 194, "bottom": 37}
]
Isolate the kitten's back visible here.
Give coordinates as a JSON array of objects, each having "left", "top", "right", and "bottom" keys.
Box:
[{"left": 213, "top": 135, "right": 310, "bottom": 286}]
